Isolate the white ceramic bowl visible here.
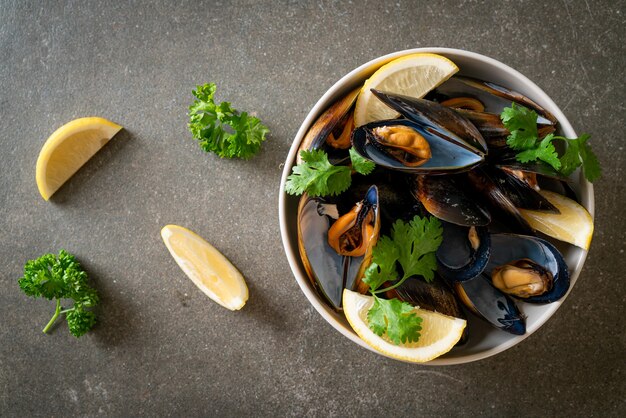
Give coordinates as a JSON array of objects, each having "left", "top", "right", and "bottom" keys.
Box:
[{"left": 279, "top": 48, "right": 594, "bottom": 365}]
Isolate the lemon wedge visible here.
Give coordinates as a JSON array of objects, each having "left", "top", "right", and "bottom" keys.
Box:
[
  {"left": 519, "top": 190, "right": 594, "bottom": 250},
  {"left": 342, "top": 289, "right": 466, "bottom": 363},
  {"left": 161, "top": 225, "right": 248, "bottom": 310},
  {"left": 35, "top": 117, "right": 122, "bottom": 200},
  {"left": 354, "top": 53, "right": 458, "bottom": 127}
]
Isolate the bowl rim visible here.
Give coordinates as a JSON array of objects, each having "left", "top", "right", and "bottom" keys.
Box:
[{"left": 278, "top": 47, "right": 594, "bottom": 365}]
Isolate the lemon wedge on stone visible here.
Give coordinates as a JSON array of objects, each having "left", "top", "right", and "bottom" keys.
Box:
[
  {"left": 519, "top": 190, "right": 594, "bottom": 250},
  {"left": 342, "top": 289, "right": 466, "bottom": 363},
  {"left": 35, "top": 117, "right": 122, "bottom": 200},
  {"left": 354, "top": 53, "right": 458, "bottom": 127},
  {"left": 161, "top": 225, "right": 248, "bottom": 310}
]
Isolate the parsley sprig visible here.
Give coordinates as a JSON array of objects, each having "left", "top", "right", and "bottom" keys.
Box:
[
  {"left": 362, "top": 216, "right": 443, "bottom": 345},
  {"left": 285, "top": 148, "right": 375, "bottom": 197},
  {"left": 18, "top": 250, "right": 99, "bottom": 337},
  {"left": 188, "top": 83, "right": 269, "bottom": 159},
  {"left": 500, "top": 103, "right": 601, "bottom": 182}
]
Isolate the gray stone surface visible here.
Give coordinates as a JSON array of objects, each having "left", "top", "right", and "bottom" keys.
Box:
[{"left": 0, "top": 0, "right": 624, "bottom": 416}]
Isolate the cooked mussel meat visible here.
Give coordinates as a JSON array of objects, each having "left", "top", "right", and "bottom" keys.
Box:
[
  {"left": 328, "top": 194, "right": 377, "bottom": 257},
  {"left": 491, "top": 259, "right": 553, "bottom": 298},
  {"left": 486, "top": 234, "right": 569, "bottom": 303}
]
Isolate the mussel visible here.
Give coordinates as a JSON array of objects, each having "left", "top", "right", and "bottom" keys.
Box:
[
  {"left": 412, "top": 174, "right": 491, "bottom": 226},
  {"left": 453, "top": 273, "right": 526, "bottom": 335},
  {"left": 297, "top": 186, "right": 380, "bottom": 309},
  {"left": 371, "top": 89, "right": 488, "bottom": 154},
  {"left": 297, "top": 87, "right": 359, "bottom": 164},
  {"left": 352, "top": 119, "right": 484, "bottom": 174},
  {"left": 486, "top": 234, "right": 569, "bottom": 303}
]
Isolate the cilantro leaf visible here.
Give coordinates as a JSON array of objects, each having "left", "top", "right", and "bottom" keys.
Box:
[
  {"left": 559, "top": 135, "right": 582, "bottom": 176},
  {"left": 188, "top": 83, "right": 269, "bottom": 159},
  {"left": 391, "top": 216, "right": 443, "bottom": 283},
  {"left": 364, "top": 215, "right": 443, "bottom": 294},
  {"left": 516, "top": 133, "right": 561, "bottom": 170},
  {"left": 576, "top": 134, "right": 602, "bottom": 182},
  {"left": 500, "top": 105, "right": 600, "bottom": 182},
  {"left": 363, "top": 236, "right": 399, "bottom": 291},
  {"left": 349, "top": 148, "right": 376, "bottom": 175},
  {"left": 18, "top": 250, "right": 99, "bottom": 337},
  {"left": 501, "top": 103, "right": 539, "bottom": 150},
  {"left": 285, "top": 150, "right": 352, "bottom": 197},
  {"left": 367, "top": 295, "right": 422, "bottom": 344}
]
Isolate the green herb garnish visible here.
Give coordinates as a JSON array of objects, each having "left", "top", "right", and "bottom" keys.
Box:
[
  {"left": 362, "top": 215, "right": 443, "bottom": 344},
  {"left": 188, "top": 83, "right": 269, "bottom": 159},
  {"left": 500, "top": 103, "right": 601, "bottom": 182},
  {"left": 18, "top": 250, "right": 99, "bottom": 337},
  {"left": 285, "top": 148, "right": 374, "bottom": 197},
  {"left": 348, "top": 147, "right": 376, "bottom": 175}
]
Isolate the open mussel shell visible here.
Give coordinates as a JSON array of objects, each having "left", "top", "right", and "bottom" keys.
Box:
[
  {"left": 454, "top": 273, "right": 526, "bottom": 335},
  {"left": 412, "top": 174, "right": 491, "bottom": 226},
  {"left": 371, "top": 89, "right": 487, "bottom": 154},
  {"left": 297, "top": 87, "right": 359, "bottom": 164},
  {"left": 437, "top": 222, "right": 490, "bottom": 283},
  {"left": 486, "top": 234, "right": 570, "bottom": 303},
  {"left": 352, "top": 119, "right": 484, "bottom": 174},
  {"left": 297, "top": 186, "right": 379, "bottom": 309},
  {"left": 434, "top": 76, "right": 557, "bottom": 125}
]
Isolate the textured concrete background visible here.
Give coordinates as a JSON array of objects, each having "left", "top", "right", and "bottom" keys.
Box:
[{"left": 0, "top": 0, "right": 624, "bottom": 416}]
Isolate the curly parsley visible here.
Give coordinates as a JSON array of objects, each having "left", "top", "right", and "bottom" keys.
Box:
[
  {"left": 188, "top": 83, "right": 269, "bottom": 159},
  {"left": 18, "top": 250, "right": 99, "bottom": 337}
]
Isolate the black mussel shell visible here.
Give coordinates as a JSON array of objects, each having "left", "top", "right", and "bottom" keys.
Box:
[
  {"left": 467, "top": 167, "right": 534, "bottom": 234},
  {"left": 454, "top": 273, "right": 526, "bottom": 335},
  {"left": 412, "top": 174, "right": 491, "bottom": 227},
  {"left": 485, "top": 166, "right": 559, "bottom": 213},
  {"left": 386, "top": 275, "right": 466, "bottom": 320},
  {"left": 437, "top": 222, "right": 491, "bottom": 282},
  {"left": 486, "top": 234, "right": 570, "bottom": 303}
]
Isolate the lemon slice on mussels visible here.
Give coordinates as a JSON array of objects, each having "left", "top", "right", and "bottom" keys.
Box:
[
  {"left": 161, "top": 225, "right": 248, "bottom": 310},
  {"left": 35, "top": 117, "right": 123, "bottom": 200},
  {"left": 354, "top": 53, "right": 458, "bottom": 127},
  {"left": 342, "top": 289, "right": 466, "bottom": 363},
  {"left": 519, "top": 190, "right": 594, "bottom": 250}
]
